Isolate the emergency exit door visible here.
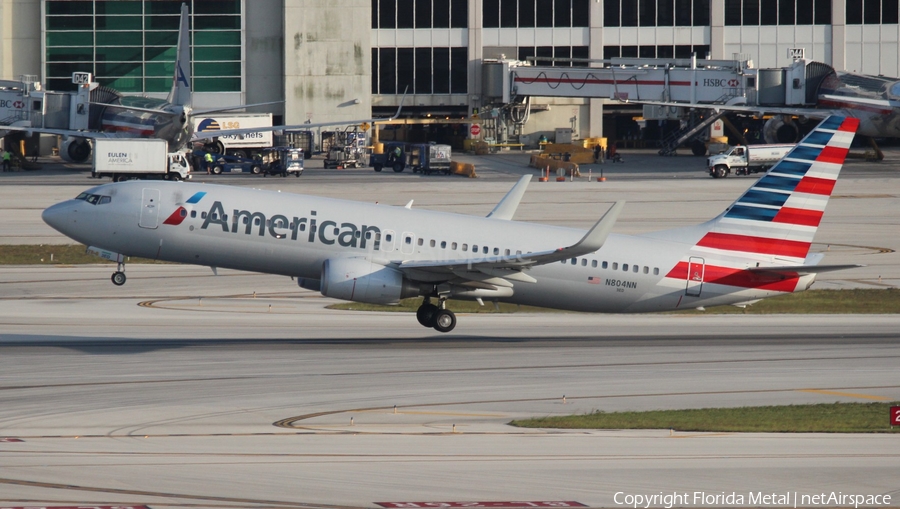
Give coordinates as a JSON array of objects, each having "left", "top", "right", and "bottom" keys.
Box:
[{"left": 139, "top": 188, "right": 161, "bottom": 229}]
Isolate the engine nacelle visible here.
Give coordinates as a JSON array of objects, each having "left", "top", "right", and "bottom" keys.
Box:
[
  {"left": 60, "top": 137, "right": 92, "bottom": 163},
  {"left": 320, "top": 258, "right": 419, "bottom": 305},
  {"left": 763, "top": 116, "right": 800, "bottom": 144}
]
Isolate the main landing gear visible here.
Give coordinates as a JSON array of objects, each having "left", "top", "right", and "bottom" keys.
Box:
[
  {"left": 416, "top": 297, "right": 457, "bottom": 333},
  {"left": 111, "top": 260, "right": 126, "bottom": 286}
]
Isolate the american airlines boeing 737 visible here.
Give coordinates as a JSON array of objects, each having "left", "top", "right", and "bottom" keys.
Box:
[{"left": 42, "top": 116, "right": 861, "bottom": 333}]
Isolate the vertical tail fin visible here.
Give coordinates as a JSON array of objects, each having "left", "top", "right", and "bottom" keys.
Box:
[
  {"left": 167, "top": 3, "right": 192, "bottom": 107},
  {"left": 697, "top": 115, "right": 860, "bottom": 264}
]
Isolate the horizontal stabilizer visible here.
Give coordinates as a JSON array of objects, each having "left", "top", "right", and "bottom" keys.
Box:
[{"left": 748, "top": 264, "right": 864, "bottom": 276}]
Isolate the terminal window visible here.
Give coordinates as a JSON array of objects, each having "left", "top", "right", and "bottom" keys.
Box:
[
  {"left": 45, "top": 0, "right": 242, "bottom": 93},
  {"left": 483, "top": 0, "right": 590, "bottom": 28},
  {"left": 604, "top": 0, "right": 711, "bottom": 27},
  {"left": 725, "top": 0, "right": 833, "bottom": 25}
]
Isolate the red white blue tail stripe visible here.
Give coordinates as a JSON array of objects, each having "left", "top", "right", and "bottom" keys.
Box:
[
  {"left": 699, "top": 116, "right": 858, "bottom": 264},
  {"left": 665, "top": 115, "right": 859, "bottom": 294}
]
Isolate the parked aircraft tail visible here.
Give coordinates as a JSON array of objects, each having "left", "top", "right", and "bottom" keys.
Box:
[{"left": 167, "top": 3, "right": 191, "bottom": 107}]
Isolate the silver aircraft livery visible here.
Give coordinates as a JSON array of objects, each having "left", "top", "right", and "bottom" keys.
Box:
[{"left": 43, "top": 116, "right": 861, "bottom": 333}]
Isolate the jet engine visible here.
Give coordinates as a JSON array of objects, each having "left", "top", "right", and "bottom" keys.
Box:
[
  {"left": 320, "top": 258, "right": 420, "bottom": 305},
  {"left": 60, "top": 137, "right": 92, "bottom": 163},
  {"left": 763, "top": 116, "right": 800, "bottom": 144}
]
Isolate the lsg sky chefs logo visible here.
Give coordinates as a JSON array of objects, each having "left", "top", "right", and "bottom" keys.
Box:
[{"left": 613, "top": 491, "right": 892, "bottom": 508}]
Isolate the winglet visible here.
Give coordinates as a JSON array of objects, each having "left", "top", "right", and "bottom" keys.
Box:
[
  {"left": 564, "top": 201, "right": 625, "bottom": 256},
  {"left": 487, "top": 175, "right": 532, "bottom": 220}
]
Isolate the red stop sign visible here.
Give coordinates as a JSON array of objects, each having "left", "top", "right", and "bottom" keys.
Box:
[{"left": 470, "top": 124, "right": 481, "bottom": 137}]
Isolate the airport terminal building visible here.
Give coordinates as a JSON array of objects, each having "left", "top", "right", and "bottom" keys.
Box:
[{"left": 1, "top": 0, "right": 900, "bottom": 140}]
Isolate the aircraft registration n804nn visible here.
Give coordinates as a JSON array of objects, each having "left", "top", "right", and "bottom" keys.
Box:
[{"left": 42, "top": 116, "right": 861, "bottom": 333}]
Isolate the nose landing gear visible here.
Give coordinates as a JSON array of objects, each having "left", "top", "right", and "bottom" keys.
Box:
[
  {"left": 416, "top": 298, "right": 457, "bottom": 333},
  {"left": 111, "top": 260, "right": 126, "bottom": 286}
]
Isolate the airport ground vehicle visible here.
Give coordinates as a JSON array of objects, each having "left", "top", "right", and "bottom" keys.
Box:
[
  {"left": 406, "top": 143, "right": 452, "bottom": 175},
  {"left": 92, "top": 139, "right": 191, "bottom": 181},
  {"left": 323, "top": 129, "right": 367, "bottom": 168},
  {"left": 707, "top": 144, "right": 794, "bottom": 178},
  {"left": 259, "top": 147, "right": 303, "bottom": 177},
  {"left": 206, "top": 153, "right": 262, "bottom": 175},
  {"left": 192, "top": 113, "right": 274, "bottom": 158},
  {"left": 369, "top": 141, "right": 407, "bottom": 172}
]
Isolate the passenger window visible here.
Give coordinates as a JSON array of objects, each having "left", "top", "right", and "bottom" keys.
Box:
[
  {"left": 516, "top": 250, "right": 522, "bottom": 255},
  {"left": 179, "top": 208, "right": 186, "bottom": 217},
  {"left": 602, "top": 261, "right": 608, "bottom": 269},
  {"left": 472, "top": 245, "right": 478, "bottom": 252},
  {"left": 493, "top": 247, "right": 499, "bottom": 255},
  {"left": 430, "top": 239, "right": 435, "bottom": 247},
  {"left": 418, "top": 238, "right": 424, "bottom": 246},
  {"left": 592, "top": 260, "right": 597, "bottom": 268},
  {"left": 612, "top": 262, "right": 618, "bottom": 270},
  {"left": 365, "top": 231, "right": 372, "bottom": 239},
  {"left": 355, "top": 231, "right": 361, "bottom": 238},
  {"left": 581, "top": 259, "right": 587, "bottom": 266},
  {"left": 452, "top": 242, "right": 458, "bottom": 250},
  {"left": 483, "top": 246, "right": 489, "bottom": 254},
  {"left": 299, "top": 223, "right": 306, "bottom": 231},
  {"left": 243, "top": 217, "right": 249, "bottom": 225},
  {"left": 462, "top": 243, "right": 468, "bottom": 251},
  {"left": 254, "top": 218, "right": 261, "bottom": 226},
  {"left": 504, "top": 249, "right": 510, "bottom": 256},
  {"left": 633, "top": 265, "right": 638, "bottom": 273},
  {"left": 201, "top": 212, "right": 207, "bottom": 219},
  {"left": 190, "top": 211, "right": 196, "bottom": 218},
  {"left": 653, "top": 268, "right": 659, "bottom": 275},
  {"left": 441, "top": 241, "right": 447, "bottom": 249},
  {"left": 570, "top": 258, "right": 576, "bottom": 265},
  {"left": 333, "top": 227, "right": 339, "bottom": 235},
  {"left": 386, "top": 234, "right": 393, "bottom": 242},
  {"left": 623, "top": 264, "right": 628, "bottom": 271},
  {"left": 643, "top": 266, "right": 648, "bottom": 274},
  {"left": 405, "top": 236, "right": 412, "bottom": 245}
]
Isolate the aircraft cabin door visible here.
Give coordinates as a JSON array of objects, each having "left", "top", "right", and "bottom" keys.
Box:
[
  {"left": 139, "top": 188, "right": 161, "bottom": 229},
  {"left": 685, "top": 256, "right": 704, "bottom": 297}
]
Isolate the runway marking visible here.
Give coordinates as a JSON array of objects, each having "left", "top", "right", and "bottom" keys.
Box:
[
  {"left": 797, "top": 389, "right": 892, "bottom": 401},
  {"left": 0, "top": 476, "right": 361, "bottom": 509}
]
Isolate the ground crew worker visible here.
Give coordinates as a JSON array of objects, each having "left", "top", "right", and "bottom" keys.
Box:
[
  {"left": 204, "top": 151, "right": 214, "bottom": 174},
  {"left": 1, "top": 149, "right": 11, "bottom": 172}
]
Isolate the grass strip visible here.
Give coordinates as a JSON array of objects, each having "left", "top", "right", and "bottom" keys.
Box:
[
  {"left": 4, "top": 245, "right": 897, "bottom": 313},
  {"left": 327, "top": 289, "right": 900, "bottom": 314},
  {"left": 510, "top": 402, "right": 900, "bottom": 433},
  {"left": 0, "top": 244, "right": 164, "bottom": 265}
]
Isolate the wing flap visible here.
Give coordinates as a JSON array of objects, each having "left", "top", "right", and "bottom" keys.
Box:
[{"left": 748, "top": 264, "right": 864, "bottom": 276}]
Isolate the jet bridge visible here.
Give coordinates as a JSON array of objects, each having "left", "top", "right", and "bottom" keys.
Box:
[{"left": 481, "top": 57, "right": 827, "bottom": 151}]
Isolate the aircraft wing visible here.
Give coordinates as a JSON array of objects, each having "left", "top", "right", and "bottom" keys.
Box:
[
  {"left": 192, "top": 93, "right": 408, "bottom": 141},
  {"left": 397, "top": 202, "right": 625, "bottom": 286},
  {"left": 0, "top": 125, "right": 125, "bottom": 139}
]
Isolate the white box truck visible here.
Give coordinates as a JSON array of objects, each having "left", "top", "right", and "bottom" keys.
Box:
[
  {"left": 192, "top": 113, "right": 273, "bottom": 158},
  {"left": 707, "top": 144, "right": 794, "bottom": 178},
  {"left": 92, "top": 139, "right": 191, "bottom": 181}
]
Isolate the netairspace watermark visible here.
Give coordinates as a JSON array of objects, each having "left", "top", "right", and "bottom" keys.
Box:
[{"left": 613, "top": 491, "right": 892, "bottom": 508}]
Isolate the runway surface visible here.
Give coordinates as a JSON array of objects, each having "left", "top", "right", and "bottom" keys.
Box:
[{"left": 1, "top": 151, "right": 899, "bottom": 508}]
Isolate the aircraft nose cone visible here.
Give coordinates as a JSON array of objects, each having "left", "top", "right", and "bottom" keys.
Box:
[{"left": 42, "top": 201, "right": 76, "bottom": 234}]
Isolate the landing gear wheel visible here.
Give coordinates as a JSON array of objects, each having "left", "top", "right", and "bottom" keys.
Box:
[
  {"left": 416, "top": 303, "right": 439, "bottom": 327},
  {"left": 111, "top": 271, "right": 126, "bottom": 286},
  {"left": 432, "top": 309, "right": 457, "bottom": 333}
]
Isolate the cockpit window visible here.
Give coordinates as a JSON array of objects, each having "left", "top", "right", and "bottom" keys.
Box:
[{"left": 75, "top": 193, "right": 111, "bottom": 205}]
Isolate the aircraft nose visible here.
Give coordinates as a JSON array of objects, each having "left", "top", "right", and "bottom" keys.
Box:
[{"left": 42, "top": 200, "right": 78, "bottom": 235}]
